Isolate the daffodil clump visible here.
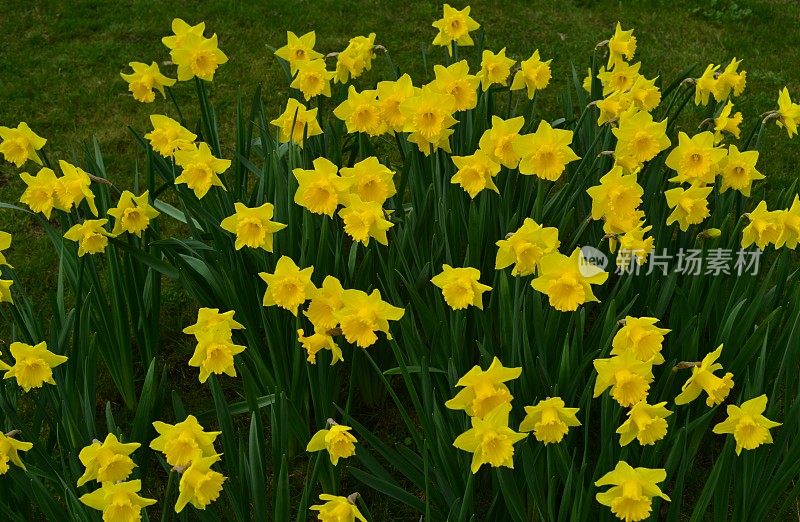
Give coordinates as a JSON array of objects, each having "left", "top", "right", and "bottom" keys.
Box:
[{"left": 1, "top": 7, "right": 799, "bottom": 521}]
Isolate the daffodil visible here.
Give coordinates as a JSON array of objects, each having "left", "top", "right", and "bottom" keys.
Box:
[
  {"left": 19, "top": 167, "right": 60, "bottom": 218},
  {"left": 586, "top": 166, "right": 644, "bottom": 222},
  {"left": 719, "top": 145, "right": 763, "bottom": 197},
  {"left": 713, "top": 57, "right": 746, "bottom": 101},
  {"left": 175, "top": 455, "right": 226, "bottom": 513},
  {"left": 55, "top": 160, "right": 98, "bottom": 216},
  {"left": 333, "top": 87, "right": 386, "bottom": 136},
  {"left": 307, "top": 422, "right": 357, "bottom": 465},
  {"left": 611, "top": 317, "right": 670, "bottom": 364},
  {"left": 429, "top": 61, "right": 480, "bottom": 111},
  {"left": 0, "top": 432, "right": 33, "bottom": 474},
  {"left": 339, "top": 157, "right": 396, "bottom": 205},
  {"left": 495, "top": 218, "right": 560, "bottom": 276},
  {"left": 478, "top": 116, "right": 525, "bottom": 169},
  {"left": 431, "top": 264, "right": 491, "bottom": 310},
  {"left": 0, "top": 280, "right": 12, "bottom": 304},
  {"left": 3, "top": 341, "right": 67, "bottom": 392},
  {"left": 628, "top": 75, "right": 661, "bottom": 112},
  {"left": 174, "top": 143, "right": 230, "bottom": 199},
  {"left": 741, "top": 201, "right": 783, "bottom": 249},
  {"left": 338, "top": 195, "right": 393, "bottom": 246},
  {"left": 400, "top": 86, "right": 458, "bottom": 155},
  {"left": 612, "top": 110, "right": 670, "bottom": 170},
  {"left": 80, "top": 480, "right": 156, "bottom": 521},
  {"left": 310, "top": 494, "right": 367, "bottom": 522},
  {"left": 453, "top": 403, "right": 526, "bottom": 473},
  {"left": 0, "top": 122, "right": 47, "bottom": 167},
  {"left": 188, "top": 337, "right": 246, "bottom": 383},
  {"left": 531, "top": 248, "right": 608, "bottom": 311},
  {"left": 170, "top": 32, "right": 228, "bottom": 82},
  {"left": 292, "top": 157, "right": 349, "bottom": 216},
  {"left": 334, "top": 33, "right": 376, "bottom": 83},
  {"left": 514, "top": 120, "right": 579, "bottom": 181},
  {"left": 450, "top": 149, "right": 501, "bottom": 198},
  {"left": 305, "top": 275, "right": 345, "bottom": 331},
  {"left": 776, "top": 87, "right": 800, "bottom": 138},
  {"left": 376, "top": 74, "right": 416, "bottom": 132},
  {"left": 664, "top": 185, "right": 713, "bottom": 231},
  {"left": 270, "top": 98, "right": 323, "bottom": 147},
  {"left": 291, "top": 59, "right": 334, "bottom": 100},
  {"left": 476, "top": 48, "right": 516, "bottom": 91},
  {"left": 616, "top": 224, "right": 655, "bottom": 267},
  {"left": 695, "top": 64, "right": 720, "bottom": 106},
  {"left": 162, "top": 19, "right": 205, "bottom": 50},
  {"left": 334, "top": 289, "right": 404, "bottom": 348},
  {"left": 510, "top": 50, "right": 552, "bottom": 99},
  {"left": 64, "top": 219, "right": 111, "bottom": 256},
  {"left": 0, "top": 231, "right": 11, "bottom": 267},
  {"left": 274, "top": 31, "right": 323, "bottom": 73},
  {"left": 597, "top": 90, "right": 634, "bottom": 126},
  {"left": 431, "top": 4, "right": 480, "bottom": 53},
  {"left": 593, "top": 351, "right": 654, "bottom": 407},
  {"left": 77, "top": 433, "right": 140, "bottom": 486},
  {"left": 665, "top": 131, "right": 726, "bottom": 185},
  {"left": 259, "top": 256, "right": 315, "bottom": 315},
  {"left": 120, "top": 62, "right": 176, "bottom": 103},
  {"left": 445, "top": 357, "right": 521, "bottom": 418},
  {"left": 150, "top": 415, "right": 220, "bottom": 468},
  {"left": 777, "top": 195, "right": 800, "bottom": 249},
  {"left": 617, "top": 401, "right": 672, "bottom": 446},
  {"left": 595, "top": 461, "right": 670, "bottom": 522},
  {"left": 297, "top": 329, "right": 343, "bottom": 365},
  {"left": 674, "top": 345, "right": 735, "bottom": 407},
  {"left": 220, "top": 202, "right": 286, "bottom": 251},
  {"left": 606, "top": 22, "right": 637, "bottom": 67},
  {"left": 144, "top": 115, "right": 197, "bottom": 157},
  {"left": 519, "top": 397, "right": 580, "bottom": 444},
  {"left": 714, "top": 101, "right": 743, "bottom": 143},
  {"left": 598, "top": 61, "right": 641, "bottom": 95},
  {"left": 108, "top": 191, "right": 160, "bottom": 237},
  {"left": 712, "top": 394, "right": 781, "bottom": 455},
  {"left": 182, "top": 308, "right": 244, "bottom": 343}
]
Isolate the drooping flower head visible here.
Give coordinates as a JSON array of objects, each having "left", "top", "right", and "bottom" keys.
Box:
[
  {"left": 108, "top": 191, "right": 160, "bottom": 237},
  {"left": 56, "top": 160, "right": 98, "bottom": 216},
  {"left": 595, "top": 461, "right": 670, "bottom": 522},
  {"left": 120, "top": 62, "right": 176, "bottom": 103},
  {"left": 144, "top": 115, "right": 197, "bottom": 158},
  {"left": 306, "top": 422, "right": 358, "bottom": 465},
  {"left": 334, "top": 33, "right": 376, "bottom": 83},
  {"left": 220, "top": 202, "right": 286, "bottom": 251},
  {"left": 0, "top": 432, "right": 33, "bottom": 474},
  {"left": 777, "top": 195, "right": 800, "bottom": 249},
  {"left": 80, "top": 480, "right": 156, "bottom": 522},
  {"left": 310, "top": 493, "right": 368, "bottom": 522},
  {"left": 3, "top": 341, "right": 68, "bottom": 392},
  {"left": 64, "top": 220, "right": 112, "bottom": 256},
  {"left": 297, "top": 329, "right": 343, "bottom": 365},
  {"left": 664, "top": 185, "right": 713, "bottom": 231},
  {"left": 741, "top": 201, "right": 783, "bottom": 249},
  {"left": 519, "top": 397, "right": 580, "bottom": 445},
  {"left": 611, "top": 316, "right": 670, "bottom": 365},
  {"left": 606, "top": 22, "right": 637, "bottom": 67},
  {"left": 712, "top": 394, "right": 781, "bottom": 455},
  {"left": 0, "top": 122, "right": 47, "bottom": 167},
  {"left": 188, "top": 337, "right": 246, "bottom": 383},
  {"left": 674, "top": 345, "right": 734, "bottom": 407},
  {"left": 530, "top": 248, "right": 608, "bottom": 311},
  {"left": 453, "top": 403, "right": 527, "bottom": 473},
  {"left": 713, "top": 101, "right": 743, "bottom": 143},
  {"left": 445, "top": 357, "right": 521, "bottom": 418},
  {"left": 593, "top": 351, "right": 655, "bottom": 407},
  {"left": 175, "top": 455, "right": 226, "bottom": 513},
  {"left": 776, "top": 87, "right": 800, "bottom": 138}
]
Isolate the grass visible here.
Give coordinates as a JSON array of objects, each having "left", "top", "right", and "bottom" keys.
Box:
[{"left": 1, "top": 0, "right": 798, "bottom": 308}]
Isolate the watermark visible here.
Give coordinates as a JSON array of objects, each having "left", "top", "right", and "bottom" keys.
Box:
[{"left": 579, "top": 247, "right": 762, "bottom": 276}]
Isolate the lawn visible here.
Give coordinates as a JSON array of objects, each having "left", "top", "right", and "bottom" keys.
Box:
[
  {"left": 1, "top": 0, "right": 800, "bottom": 519},
  {"left": 1, "top": 0, "right": 798, "bottom": 309}
]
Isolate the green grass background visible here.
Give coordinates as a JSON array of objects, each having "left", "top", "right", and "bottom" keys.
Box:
[{"left": 0, "top": 0, "right": 798, "bottom": 335}]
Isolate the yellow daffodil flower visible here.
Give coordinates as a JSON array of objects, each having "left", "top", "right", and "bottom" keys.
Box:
[
  {"left": 149, "top": 415, "right": 220, "bottom": 468},
  {"left": 429, "top": 61, "right": 480, "bottom": 111},
  {"left": 713, "top": 57, "right": 746, "bottom": 101},
  {"left": 333, "top": 289, "right": 404, "bottom": 348},
  {"left": 307, "top": 422, "right": 357, "bottom": 465},
  {"left": 175, "top": 454, "right": 226, "bottom": 513},
  {"left": 3, "top": 341, "right": 67, "bottom": 392},
  {"left": 56, "top": 160, "right": 98, "bottom": 216},
  {"left": 606, "top": 22, "right": 637, "bottom": 67},
  {"left": 431, "top": 264, "right": 491, "bottom": 310},
  {"left": 291, "top": 59, "right": 334, "bottom": 100},
  {"left": 664, "top": 185, "right": 713, "bottom": 231},
  {"left": 777, "top": 195, "right": 800, "bottom": 249},
  {"left": 713, "top": 101, "right": 743, "bottom": 143},
  {"left": 617, "top": 401, "right": 672, "bottom": 446},
  {"left": 495, "top": 218, "right": 560, "bottom": 276},
  {"left": 0, "top": 279, "right": 12, "bottom": 304},
  {"left": 695, "top": 64, "right": 720, "bottom": 106},
  {"left": 431, "top": 4, "right": 480, "bottom": 53},
  {"left": 595, "top": 461, "right": 670, "bottom": 522},
  {"left": 189, "top": 336, "right": 246, "bottom": 383},
  {"left": 478, "top": 115, "right": 525, "bottom": 169},
  {"left": 476, "top": 48, "right": 516, "bottom": 91},
  {"left": 333, "top": 87, "right": 386, "bottom": 136},
  {"left": 741, "top": 200, "right": 783, "bottom": 249},
  {"left": 586, "top": 166, "right": 644, "bottom": 222},
  {"left": 334, "top": 33, "right": 376, "bottom": 83},
  {"left": 305, "top": 275, "right": 345, "bottom": 331},
  {"left": 593, "top": 351, "right": 654, "bottom": 407},
  {"left": 510, "top": 50, "right": 552, "bottom": 99},
  {"left": 183, "top": 308, "right": 244, "bottom": 342},
  {"left": 376, "top": 74, "right": 417, "bottom": 133},
  {"left": 719, "top": 145, "right": 763, "bottom": 197},
  {"left": 259, "top": 256, "right": 315, "bottom": 315},
  {"left": 0, "top": 231, "right": 11, "bottom": 267},
  {"left": 611, "top": 317, "right": 670, "bottom": 364},
  {"left": 451, "top": 149, "right": 501, "bottom": 198},
  {"left": 400, "top": 86, "right": 458, "bottom": 155},
  {"left": 776, "top": 87, "right": 800, "bottom": 138},
  {"left": 612, "top": 110, "right": 670, "bottom": 170},
  {"left": 338, "top": 195, "right": 393, "bottom": 246},
  {"left": 598, "top": 61, "right": 641, "bottom": 96},
  {"left": 292, "top": 157, "right": 349, "bottom": 216},
  {"left": 297, "top": 329, "right": 343, "bottom": 365},
  {"left": 120, "top": 62, "right": 176, "bottom": 103},
  {"left": 339, "top": 156, "right": 396, "bottom": 205},
  {"left": 144, "top": 115, "right": 197, "bottom": 158},
  {"left": 310, "top": 493, "right": 367, "bottom": 522},
  {"left": 174, "top": 143, "right": 231, "bottom": 199},
  {"left": 514, "top": 120, "right": 579, "bottom": 181},
  {"left": 531, "top": 248, "right": 608, "bottom": 311},
  {"left": 274, "top": 31, "right": 323, "bottom": 74},
  {"left": 445, "top": 357, "right": 521, "bottom": 418},
  {"left": 453, "top": 403, "right": 526, "bottom": 474},
  {"left": 0, "top": 122, "right": 46, "bottom": 167},
  {"left": 170, "top": 32, "right": 228, "bottom": 82},
  {"left": 628, "top": 75, "right": 661, "bottom": 112},
  {"left": 674, "top": 345, "right": 734, "bottom": 407},
  {"left": 19, "top": 167, "right": 60, "bottom": 219},
  {"left": 80, "top": 480, "right": 156, "bottom": 521},
  {"left": 270, "top": 98, "right": 323, "bottom": 147},
  {"left": 0, "top": 432, "right": 33, "bottom": 474},
  {"left": 220, "top": 202, "right": 286, "bottom": 251},
  {"left": 162, "top": 19, "right": 205, "bottom": 51},
  {"left": 712, "top": 394, "right": 781, "bottom": 455},
  {"left": 665, "top": 131, "right": 726, "bottom": 185},
  {"left": 519, "top": 397, "right": 580, "bottom": 444},
  {"left": 77, "top": 433, "right": 140, "bottom": 486},
  {"left": 64, "top": 219, "right": 111, "bottom": 256},
  {"left": 108, "top": 190, "right": 160, "bottom": 237}
]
